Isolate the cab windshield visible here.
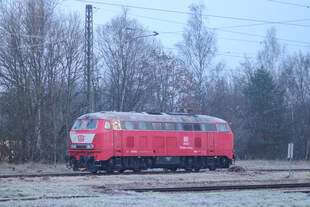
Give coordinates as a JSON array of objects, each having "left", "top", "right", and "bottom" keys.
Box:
[
  {"left": 85, "top": 120, "right": 98, "bottom": 130},
  {"left": 72, "top": 120, "right": 84, "bottom": 130},
  {"left": 72, "top": 119, "right": 98, "bottom": 130}
]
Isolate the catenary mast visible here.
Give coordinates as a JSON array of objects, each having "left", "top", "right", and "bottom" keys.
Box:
[{"left": 85, "top": 4, "right": 94, "bottom": 112}]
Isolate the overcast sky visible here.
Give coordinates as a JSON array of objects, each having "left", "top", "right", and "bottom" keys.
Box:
[{"left": 60, "top": 0, "right": 310, "bottom": 69}]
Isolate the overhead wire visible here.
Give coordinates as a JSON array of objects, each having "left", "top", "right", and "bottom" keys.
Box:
[
  {"left": 0, "top": 26, "right": 45, "bottom": 39},
  {"left": 0, "top": 27, "right": 69, "bottom": 49},
  {"left": 216, "top": 28, "right": 310, "bottom": 45},
  {"left": 217, "top": 37, "right": 310, "bottom": 48},
  {"left": 92, "top": 5, "right": 310, "bottom": 31},
  {"left": 91, "top": 6, "right": 310, "bottom": 46},
  {"left": 214, "top": 18, "right": 310, "bottom": 29},
  {"left": 74, "top": 0, "right": 310, "bottom": 27},
  {"left": 65, "top": 0, "right": 310, "bottom": 61},
  {"left": 159, "top": 32, "right": 309, "bottom": 49},
  {"left": 267, "top": 0, "right": 310, "bottom": 8},
  {"left": 163, "top": 47, "right": 256, "bottom": 59},
  {"left": 216, "top": 53, "right": 254, "bottom": 59},
  {"left": 0, "top": 38, "right": 67, "bottom": 50}
]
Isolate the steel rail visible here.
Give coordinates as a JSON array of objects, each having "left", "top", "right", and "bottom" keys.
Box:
[
  {"left": 0, "top": 170, "right": 202, "bottom": 179},
  {"left": 0, "top": 172, "right": 89, "bottom": 179},
  {"left": 248, "top": 168, "right": 310, "bottom": 172},
  {"left": 0, "top": 195, "right": 99, "bottom": 202},
  {"left": 125, "top": 183, "right": 310, "bottom": 192},
  {"left": 1, "top": 184, "right": 310, "bottom": 203},
  {"left": 1, "top": 168, "right": 310, "bottom": 179}
]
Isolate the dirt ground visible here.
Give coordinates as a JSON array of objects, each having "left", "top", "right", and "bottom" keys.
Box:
[{"left": 1, "top": 160, "right": 310, "bottom": 207}]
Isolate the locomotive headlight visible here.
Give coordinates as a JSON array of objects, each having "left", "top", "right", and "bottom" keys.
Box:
[
  {"left": 70, "top": 144, "right": 93, "bottom": 149},
  {"left": 86, "top": 144, "right": 94, "bottom": 149}
]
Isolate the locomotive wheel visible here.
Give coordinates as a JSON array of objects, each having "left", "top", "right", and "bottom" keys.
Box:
[
  {"left": 72, "top": 165, "right": 79, "bottom": 171},
  {"left": 86, "top": 160, "right": 98, "bottom": 173},
  {"left": 185, "top": 168, "right": 193, "bottom": 172},
  {"left": 220, "top": 157, "right": 230, "bottom": 168},
  {"left": 208, "top": 166, "right": 216, "bottom": 171},
  {"left": 88, "top": 167, "right": 98, "bottom": 173},
  {"left": 169, "top": 167, "right": 177, "bottom": 172},
  {"left": 146, "top": 159, "right": 153, "bottom": 168},
  {"left": 106, "top": 169, "right": 114, "bottom": 174},
  {"left": 194, "top": 168, "right": 200, "bottom": 172}
]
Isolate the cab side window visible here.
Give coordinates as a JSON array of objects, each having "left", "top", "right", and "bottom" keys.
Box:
[
  {"left": 105, "top": 120, "right": 111, "bottom": 130},
  {"left": 152, "top": 122, "right": 163, "bottom": 130},
  {"left": 182, "top": 123, "right": 193, "bottom": 131},
  {"left": 193, "top": 123, "right": 201, "bottom": 131},
  {"left": 217, "top": 123, "right": 230, "bottom": 132},
  {"left": 138, "top": 122, "right": 154, "bottom": 130},
  {"left": 201, "top": 123, "right": 217, "bottom": 132},
  {"left": 164, "top": 122, "right": 176, "bottom": 131},
  {"left": 122, "top": 121, "right": 138, "bottom": 130},
  {"left": 112, "top": 120, "right": 121, "bottom": 130}
]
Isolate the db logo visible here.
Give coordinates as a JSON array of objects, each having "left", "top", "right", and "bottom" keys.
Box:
[
  {"left": 77, "top": 135, "right": 85, "bottom": 142},
  {"left": 183, "top": 136, "right": 189, "bottom": 145}
]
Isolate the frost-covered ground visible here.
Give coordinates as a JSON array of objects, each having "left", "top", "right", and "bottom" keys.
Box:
[
  {"left": 0, "top": 162, "right": 71, "bottom": 175},
  {"left": 1, "top": 160, "right": 310, "bottom": 176},
  {"left": 237, "top": 160, "right": 310, "bottom": 170},
  {"left": 1, "top": 190, "right": 310, "bottom": 207},
  {"left": 1, "top": 160, "right": 310, "bottom": 206}
]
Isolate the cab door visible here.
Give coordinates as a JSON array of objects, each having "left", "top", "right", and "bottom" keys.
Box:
[
  {"left": 207, "top": 132, "right": 215, "bottom": 155},
  {"left": 109, "top": 120, "right": 123, "bottom": 156},
  {"left": 203, "top": 123, "right": 217, "bottom": 156},
  {"left": 113, "top": 130, "right": 123, "bottom": 156}
]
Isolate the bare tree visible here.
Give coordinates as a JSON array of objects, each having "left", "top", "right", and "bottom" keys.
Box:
[
  {"left": 176, "top": 3, "right": 217, "bottom": 112},
  {"left": 96, "top": 10, "right": 157, "bottom": 112},
  {"left": 257, "top": 27, "right": 285, "bottom": 77},
  {"left": 281, "top": 52, "right": 310, "bottom": 159},
  {"left": 145, "top": 49, "right": 196, "bottom": 112},
  {"left": 0, "top": 0, "right": 84, "bottom": 162}
]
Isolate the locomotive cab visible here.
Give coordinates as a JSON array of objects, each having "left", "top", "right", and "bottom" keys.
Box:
[{"left": 68, "top": 118, "right": 113, "bottom": 172}]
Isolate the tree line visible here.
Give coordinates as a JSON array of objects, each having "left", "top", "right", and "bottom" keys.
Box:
[{"left": 0, "top": 0, "right": 309, "bottom": 163}]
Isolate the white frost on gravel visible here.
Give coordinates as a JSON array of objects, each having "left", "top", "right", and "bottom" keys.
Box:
[
  {"left": 1, "top": 160, "right": 310, "bottom": 206},
  {"left": 1, "top": 190, "right": 310, "bottom": 207},
  {"left": 1, "top": 160, "right": 310, "bottom": 176},
  {"left": 237, "top": 160, "right": 310, "bottom": 170}
]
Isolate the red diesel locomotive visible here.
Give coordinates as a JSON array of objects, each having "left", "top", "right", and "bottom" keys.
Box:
[{"left": 67, "top": 111, "right": 234, "bottom": 173}]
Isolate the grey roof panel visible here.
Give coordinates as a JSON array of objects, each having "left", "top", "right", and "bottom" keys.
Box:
[{"left": 78, "top": 111, "right": 227, "bottom": 123}]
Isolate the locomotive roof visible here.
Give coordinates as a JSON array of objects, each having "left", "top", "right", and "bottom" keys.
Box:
[{"left": 77, "top": 111, "right": 227, "bottom": 123}]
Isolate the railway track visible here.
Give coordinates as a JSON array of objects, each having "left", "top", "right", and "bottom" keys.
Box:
[
  {"left": 1, "top": 183, "right": 310, "bottom": 203},
  {"left": 0, "top": 195, "right": 99, "bottom": 202},
  {"left": 1, "top": 168, "right": 310, "bottom": 179},
  {"left": 0, "top": 170, "right": 205, "bottom": 179},
  {"left": 125, "top": 183, "right": 310, "bottom": 193},
  {"left": 249, "top": 168, "right": 310, "bottom": 172}
]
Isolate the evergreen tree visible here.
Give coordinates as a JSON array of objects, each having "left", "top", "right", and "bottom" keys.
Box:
[{"left": 243, "top": 68, "right": 289, "bottom": 159}]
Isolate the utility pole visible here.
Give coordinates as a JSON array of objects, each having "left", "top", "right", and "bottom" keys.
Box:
[{"left": 85, "top": 4, "right": 94, "bottom": 113}]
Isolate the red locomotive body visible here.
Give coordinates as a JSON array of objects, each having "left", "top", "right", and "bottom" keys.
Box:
[{"left": 67, "top": 111, "right": 234, "bottom": 173}]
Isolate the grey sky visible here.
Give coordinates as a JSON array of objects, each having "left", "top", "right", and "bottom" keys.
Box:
[{"left": 60, "top": 0, "right": 310, "bottom": 68}]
